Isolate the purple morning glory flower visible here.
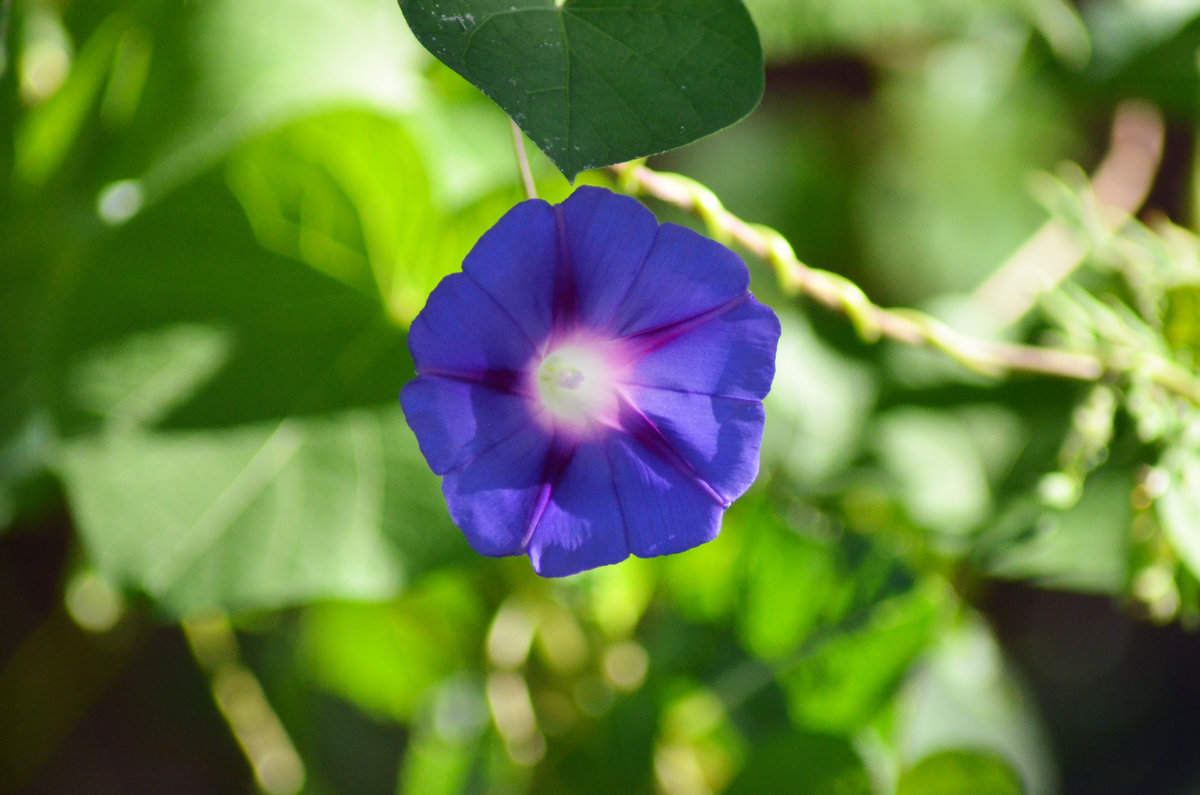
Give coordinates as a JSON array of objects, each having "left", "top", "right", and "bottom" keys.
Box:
[{"left": 400, "top": 186, "right": 780, "bottom": 577}]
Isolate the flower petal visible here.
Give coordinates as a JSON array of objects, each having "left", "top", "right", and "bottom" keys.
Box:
[
  {"left": 441, "top": 427, "right": 555, "bottom": 558},
  {"left": 625, "top": 295, "right": 780, "bottom": 401},
  {"left": 402, "top": 187, "right": 782, "bottom": 578},
  {"left": 527, "top": 441, "right": 630, "bottom": 577},
  {"left": 612, "top": 223, "right": 750, "bottom": 336},
  {"left": 608, "top": 434, "right": 724, "bottom": 559},
  {"left": 556, "top": 186, "right": 658, "bottom": 332},
  {"left": 400, "top": 375, "right": 535, "bottom": 475},
  {"left": 461, "top": 199, "right": 559, "bottom": 345},
  {"left": 408, "top": 273, "right": 538, "bottom": 373},
  {"left": 622, "top": 386, "right": 766, "bottom": 503}
]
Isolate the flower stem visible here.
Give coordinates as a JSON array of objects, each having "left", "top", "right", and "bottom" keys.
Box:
[{"left": 510, "top": 118, "right": 537, "bottom": 201}]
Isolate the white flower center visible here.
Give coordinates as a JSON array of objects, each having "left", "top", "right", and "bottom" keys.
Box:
[{"left": 535, "top": 343, "right": 619, "bottom": 430}]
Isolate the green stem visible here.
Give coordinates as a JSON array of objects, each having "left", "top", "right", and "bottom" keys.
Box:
[
  {"left": 181, "top": 613, "right": 306, "bottom": 795},
  {"left": 510, "top": 119, "right": 537, "bottom": 201},
  {"left": 612, "top": 163, "right": 1099, "bottom": 379},
  {"left": 610, "top": 161, "right": 1200, "bottom": 404}
]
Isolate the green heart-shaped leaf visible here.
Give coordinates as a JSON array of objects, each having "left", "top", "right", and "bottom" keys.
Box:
[{"left": 399, "top": 0, "right": 764, "bottom": 180}]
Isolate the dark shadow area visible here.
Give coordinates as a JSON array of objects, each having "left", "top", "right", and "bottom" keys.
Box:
[{"left": 983, "top": 582, "right": 1200, "bottom": 795}]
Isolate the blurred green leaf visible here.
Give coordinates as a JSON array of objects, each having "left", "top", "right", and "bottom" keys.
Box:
[
  {"left": 744, "top": 0, "right": 982, "bottom": 59},
  {"left": 49, "top": 173, "right": 415, "bottom": 433},
  {"left": 896, "top": 616, "right": 1055, "bottom": 795},
  {"left": 304, "top": 575, "right": 486, "bottom": 720},
  {"left": 228, "top": 108, "right": 528, "bottom": 325},
  {"left": 738, "top": 510, "right": 914, "bottom": 661},
  {"left": 874, "top": 406, "right": 1024, "bottom": 540},
  {"left": 726, "top": 730, "right": 870, "bottom": 795},
  {"left": 41, "top": 169, "right": 465, "bottom": 614},
  {"left": 66, "top": 323, "right": 232, "bottom": 431},
  {"left": 661, "top": 510, "right": 743, "bottom": 624},
  {"left": 1163, "top": 284, "right": 1200, "bottom": 356},
  {"left": 0, "top": 412, "right": 54, "bottom": 531},
  {"left": 744, "top": 0, "right": 1086, "bottom": 64},
  {"left": 762, "top": 311, "right": 876, "bottom": 488},
  {"left": 398, "top": 728, "right": 480, "bottom": 795},
  {"left": 897, "top": 749, "right": 1025, "bottom": 795},
  {"left": 875, "top": 409, "right": 990, "bottom": 535},
  {"left": 1159, "top": 446, "right": 1200, "bottom": 582},
  {"left": 584, "top": 556, "right": 658, "bottom": 639},
  {"left": 739, "top": 528, "right": 837, "bottom": 659},
  {"left": 781, "top": 581, "right": 947, "bottom": 733},
  {"left": 399, "top": 0, "right": 764, "bottom": 180},
  {"left": 858, "top": 42, "right": 1076, "bottom": 303},
  {"left": 99, "top": 0, "right": 426, "bottom": 199},
  {"left": 1086, "top": 1, "right": 1200, "bottom": 114},
  {"left": 57, "top": 404, "right": 458, "bottom": 615},
  {"left": 988, "top": 469, "right": 1132, "bottom": 594},
  {"left": 15, "top": 8, "right": 124, "bottom": 186},
  {"left": 667, "top": 494, "right": 928, "bottom": 670},
  {"left": 0, "top": 226, "right": 55, "bottom": 531}
]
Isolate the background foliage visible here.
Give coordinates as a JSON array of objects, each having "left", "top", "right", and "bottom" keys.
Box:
[{"left": 4, "top": 0, "right": 1200, "bottom": 793}]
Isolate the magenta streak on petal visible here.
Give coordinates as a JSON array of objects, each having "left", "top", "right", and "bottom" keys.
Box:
[
  {"left": 551, "top": 206, "right": 580, "bottom": 332},
  {"left": 615, "top": 396, "right": 730, "bottom": 508},
  {"left": 522, "top": 439, "right": 577, "bottom": 551},
  {"left": 621, "top": 293, "right": 750, "bottom": 358},
  {"left": 416, "top": 366, "right": 531, "bottom": 397}
]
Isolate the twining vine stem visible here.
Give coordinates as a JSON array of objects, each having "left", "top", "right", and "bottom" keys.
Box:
[
  {"left": 610, "top": 160, "right": 1200, "bottom": 405},
  {"left": 612, "top": 160, "right": 1101, "bottom": 379}
]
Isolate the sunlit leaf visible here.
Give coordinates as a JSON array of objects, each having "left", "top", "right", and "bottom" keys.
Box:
[
  {"left": 106, "top": 0, "right": 426, "bottom": 198},
  {"left": 51, "top": 173, "right": 412, "bottom": 432},
  {"left": 717, "top": 497, "right": 921, "bottom": 663},
  {"left": 66, "top": 323, "right": 232, "bottom": 431},
  {"left": 661, "top": 508, "right": 744, "bottom": 623},
  {"left": 227, "top": 108, "right": 529, "bottom": 326},
  {"left": 399, "top": 0, "right": 764, "bottom": 180},
  {"left": 57, "top": 404, "right": 459, "bottom": 615},
  {"left": 46, "top": 171, "right": 465, "bottom": 614}
]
